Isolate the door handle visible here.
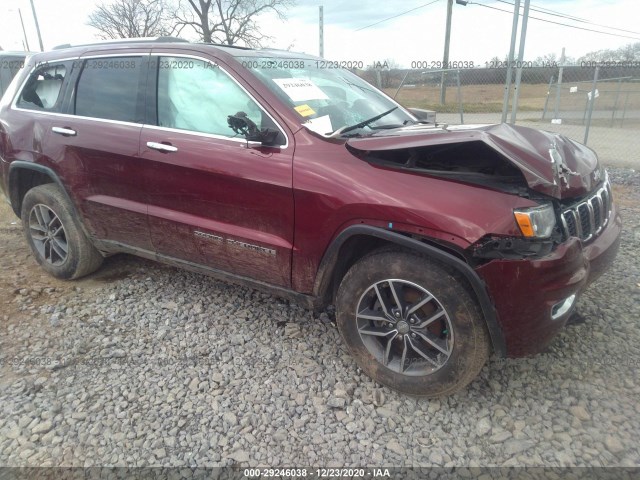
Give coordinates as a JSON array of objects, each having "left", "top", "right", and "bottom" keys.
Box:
[
  {"left": 147, "top": 141, "right": 178, "bottom": 153},
  {"left": 52, "top": 127, "right": 77, "bottom": 136},
  {"left": 241, "top": 141, "right": 263, "bottom": 149}
]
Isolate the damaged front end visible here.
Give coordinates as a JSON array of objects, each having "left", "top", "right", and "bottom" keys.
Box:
[
  {"left": 469, "top": 235, "right": 557, "bottom": 261},
  {"left": 342, "top": 123, "right": 619, "bottom": 357},
  {"left": 345, "top": 122, "right": 610, "bottom": 263},
  {"left": 345, "top": 123, "right": 604, "bottom": 200},
  {"left": 346, "top": 138, "right": 531, "bottom": 196}
]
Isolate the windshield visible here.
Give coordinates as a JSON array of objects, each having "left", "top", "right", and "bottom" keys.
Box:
[{"left": 240, "top": 57, "right": 415, "bottom": 137}]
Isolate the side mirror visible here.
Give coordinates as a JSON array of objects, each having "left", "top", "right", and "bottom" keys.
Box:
[
  {"left": 407, "top": 107, "right": 436, "bottom": 124},
  {"left": 227, "top": 112, "right": 280, "bottom": 147}
]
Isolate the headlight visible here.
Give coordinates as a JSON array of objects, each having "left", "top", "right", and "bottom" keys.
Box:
[{"left": 513, "top": 204, "right": 557, "bottom": 238}]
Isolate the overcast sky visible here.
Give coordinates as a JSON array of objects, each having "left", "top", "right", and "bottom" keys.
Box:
[{"left": 1, "top": 0, "right": 639, "bottom": 66}]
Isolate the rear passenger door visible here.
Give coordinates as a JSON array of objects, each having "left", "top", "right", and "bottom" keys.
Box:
[
  {"left": 140, "top": 52, "right": 295, "bottom": 287},
  {"left": 11, "top": 59, "right": 74, "bottom": 171},
  {"left": 44, "top": 52, "right": 153, "bottom": 250}
]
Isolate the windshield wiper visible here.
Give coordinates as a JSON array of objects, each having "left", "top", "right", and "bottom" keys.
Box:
[
  {"left": 328, "top": 107, "right": 398, "bottom": 138},
  {"left": 370, "top": 123, "right": 405, "bottom": 130}
]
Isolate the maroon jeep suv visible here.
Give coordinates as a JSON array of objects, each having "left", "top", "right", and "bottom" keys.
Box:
[{"left": 0, "top": 39, "right": 621, "bottom": 396}]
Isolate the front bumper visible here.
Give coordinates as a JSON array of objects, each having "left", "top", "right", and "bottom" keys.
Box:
[{"left": 476, "top": 204, "right": 622, "bottom": 357}]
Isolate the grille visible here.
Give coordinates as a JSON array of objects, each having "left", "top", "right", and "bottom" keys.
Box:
[{"left": 561, "top": 179, "right": 612, "bottom": 242}]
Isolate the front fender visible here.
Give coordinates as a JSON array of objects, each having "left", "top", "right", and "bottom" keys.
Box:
[{"left": 313, "top": 224, "right": 506, "bottom": 357}]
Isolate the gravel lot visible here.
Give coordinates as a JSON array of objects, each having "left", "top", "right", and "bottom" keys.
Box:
[{"left": 0, "top": 167, "right": 639, "bottom": 468}]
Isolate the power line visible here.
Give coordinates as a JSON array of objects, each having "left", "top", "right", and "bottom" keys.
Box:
[
  {"left": 509, "top": 2, "right": 589, "bottom": 23},
  {"left": 354, "top": 0, "right": 441, "bottom": 32},
  {"left": 471, "top": 2, "right": 640, "bottom": 41},
  {"left": 500, "top": 1, "right": 596, "bottom": 24},
  {"left": 494, "top": 0, "right": 640, "bottom": 36},
  {"left": 351, "top": 0, "right": 640, "bottom": 40}
]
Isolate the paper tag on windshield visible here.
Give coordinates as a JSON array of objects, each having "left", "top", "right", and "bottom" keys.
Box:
[
  {"left": 304, "top": 115, "right": 333, "bottom": 136},
  {"left": 294, "top": 104, "right": 316, "bottom": 117},
  {"left": 273, "top": 78, "right": 328, "bottom": 101}
]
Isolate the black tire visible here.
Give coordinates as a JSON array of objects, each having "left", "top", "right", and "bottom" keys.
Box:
[
  {"left": 335, "top": 250, "right": 490, "bottom": 397},
  {"left": 21, "top": 184, "right": 103, "bottom": 279}
]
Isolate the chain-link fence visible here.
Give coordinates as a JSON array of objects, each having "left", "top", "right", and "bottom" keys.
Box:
[{"left": 358, "top": 66, "right": 640, "bottom": 167}]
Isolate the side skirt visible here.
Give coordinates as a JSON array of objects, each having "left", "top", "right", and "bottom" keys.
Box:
[{"left": 93, "top": 239, "right": 317, "bottom": 310}]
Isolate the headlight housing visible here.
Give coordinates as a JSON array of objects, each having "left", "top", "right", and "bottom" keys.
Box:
[{"left": 513, "top": 204, "right": 557, "bottom": 238}]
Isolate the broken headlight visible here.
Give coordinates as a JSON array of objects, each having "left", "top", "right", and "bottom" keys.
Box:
[{"left": 513, "top": 203, "right": 557, "bottom": 239}]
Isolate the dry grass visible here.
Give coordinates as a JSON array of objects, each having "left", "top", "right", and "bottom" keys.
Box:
[{"left": 385, "top": 82, "right": 640, "bottom": 113}]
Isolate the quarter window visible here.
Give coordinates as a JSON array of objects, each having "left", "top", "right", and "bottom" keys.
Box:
[
  {"left": 17, "top": 63, "right": 67, "bottom": 111},
  {"left": 157, "top": 56, "right": 265, "bottom": 137},
  {"left": 75, "top": 57, "right": 144, "bottom": 123}
]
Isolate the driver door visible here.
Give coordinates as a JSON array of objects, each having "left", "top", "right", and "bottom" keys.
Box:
[{"left": 140, "top": 53, "right": 294, "bottom": 287}]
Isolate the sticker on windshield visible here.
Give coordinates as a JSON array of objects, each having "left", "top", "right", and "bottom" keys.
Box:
[
  {"left": 304, "top": 115, "right": 333, "bottom": 136},
  {"left": 272, "top": 78, "right": 328, "bottom": 101},
  {"left": 294, "top": 104, "right": 316, "bottom": 117}
]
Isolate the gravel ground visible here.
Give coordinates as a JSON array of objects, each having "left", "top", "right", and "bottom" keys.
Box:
[{"left": 0, "top": 167, "right": 639, "bottom": 468}]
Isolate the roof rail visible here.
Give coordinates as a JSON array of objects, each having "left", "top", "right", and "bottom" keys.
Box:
[
  {"left": 53, "top": 37, "right": 189, "bottom": 50},
  {"left": 198, "top": 42, "right": 254, "bottom": 50},
  {"left": 259, "top": 47, "right": 299, "bottom": 53}
]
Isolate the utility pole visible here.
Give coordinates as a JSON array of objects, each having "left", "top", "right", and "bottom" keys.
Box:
[
  {"left": 509, "top": 0, "right": 530, "bottom": 124},
  {"left": 319, "top": 6, "right": 324, "bottom": 58},
  {"left": 439, "top": 1, "right": 467, "bottom": 104},
  {"left": 552, "top": 47, "right": 566, "bottom": 121},
  {"left": 19, "top": 9, "right": 31, "bottom": 51},
  {"left": 29, "top": 0, "right": 44, "bottom": 52},
  {"left": 440, "top": 0, "right": 453, "bottom": 104},
  {"left": 584, "top": 66, "right": 599, "bottom": 145},
  {"left": 501, "top": 0, "right": 520, "bottom": 123}
]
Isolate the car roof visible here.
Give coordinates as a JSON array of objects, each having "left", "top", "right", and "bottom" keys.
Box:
[
  {"left": 215, "top": 45, "right": 320, "bottom": 60},
  {"left": 36, "top": 37, "right": 321, "bottom": 62}
]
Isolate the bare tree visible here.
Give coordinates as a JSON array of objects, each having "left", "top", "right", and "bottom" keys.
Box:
[
  {"left": 579, "top": 42, "right": 640, "bottom": 63},
  {"left": 617, "top": 42, "right": 640, "bottom": 61},
  {"left": 88, "top": 0, "right": 180, "bottom": 39},
  {"left": 363, "top": 59, "right": 401, "bottom": 89},
  {"left": 177, "top": 0, "right": 294, "bottom": 47},
  {"left": 533, "top": 52, "right": 557, "bottom": 67}
]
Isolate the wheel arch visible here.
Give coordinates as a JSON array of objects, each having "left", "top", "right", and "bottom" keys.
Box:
[
  {"left": 7, "top": 161, "right": 95, "bottom": 247},
  {"left": 313, "top": 225, "right": 506, "bottom": 357},
  {"left": 8, "top": 161, "right": 70, "bottom": 218}
]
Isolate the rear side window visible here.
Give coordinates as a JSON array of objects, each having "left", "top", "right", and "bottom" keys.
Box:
[
  {"left": 75, "top": 57, "right": 144, "bottom": 123},
  {"left": 16, "top": 63, "right": 67, "bottom": 111}
]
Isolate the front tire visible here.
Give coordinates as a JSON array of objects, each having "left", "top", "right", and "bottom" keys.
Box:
[
  {"left": 335, "top": 250, "right": 490, "bottom": 397},
  {"left": 21, "top": 184, "right": 103, "bottom": 279}
]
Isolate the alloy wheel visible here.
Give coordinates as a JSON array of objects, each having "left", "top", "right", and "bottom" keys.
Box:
[
  {"left": 355, "top": 279, "right": 454, "bottom": 376},
  {"left": 28, "top": 204, "right": 69, "bottom": 266}
]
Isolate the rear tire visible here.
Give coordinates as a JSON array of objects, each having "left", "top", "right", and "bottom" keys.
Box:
[
  {"left": 335, "top": 250, "right": 490, "bottom": 397},
  {"left": 21, "top": 184, "right": 103, "bottom": 279}
]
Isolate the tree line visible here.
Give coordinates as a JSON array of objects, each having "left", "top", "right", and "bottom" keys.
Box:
[{"left": 87, "top": 0, "right": 294, "bottom": 47}]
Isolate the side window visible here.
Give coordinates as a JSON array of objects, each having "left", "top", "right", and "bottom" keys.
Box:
[
  {"left": 75, "top": 57, "right": 144, "bottom": 123},
  {"left": 157, "top": 56, "right": 265, "bottom": 137},
  {"left": 17, "top": 63, "right": 67, "bottom": 111}
]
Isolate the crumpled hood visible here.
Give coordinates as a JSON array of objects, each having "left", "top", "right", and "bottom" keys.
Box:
[{"left": 346, "top": 123, "right": 603, "bottom": 199}]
